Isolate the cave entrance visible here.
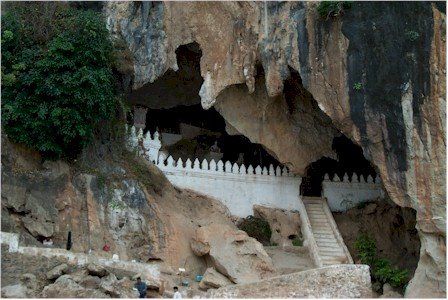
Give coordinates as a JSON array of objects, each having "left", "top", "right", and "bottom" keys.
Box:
[
  {"left": 127, "top": 42, "right": 284, "bottom": 169},
  {"left": 300, "top": 135, "right": 377, "bottom": 197}
]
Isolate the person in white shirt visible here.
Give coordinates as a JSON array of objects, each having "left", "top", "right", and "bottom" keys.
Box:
[{"left": 173, "top": 286, "right": 182, "bottom": 299}]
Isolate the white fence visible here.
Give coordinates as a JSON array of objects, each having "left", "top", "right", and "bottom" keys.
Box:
[
  {"left": 322, "top": 173, "right": 384, "bottom": 212},
  {"left": 126, "top": 125, "right": 302, "bottom": 217}
]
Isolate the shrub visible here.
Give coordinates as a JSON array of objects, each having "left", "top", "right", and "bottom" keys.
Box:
[
  {"left": 355, "top": 234, "right": 409, "bottom": 289},
  {"left": 238, "top": 216, "right": 272, "bottom": 246},
  {"left": 405, "top": 30, "right": 420, "bottom": 42},
  {"left": 353, "top": 82, "right": 363, "bottom": 91},
  {"left": 317, "top": 1, "right": 352, "bottom": 19},
  {"left": 291, "top": 237, "right": 303, "bottom": 247},
  {"left": 1, "top": 3, "right": 119, "bottom": 158}
]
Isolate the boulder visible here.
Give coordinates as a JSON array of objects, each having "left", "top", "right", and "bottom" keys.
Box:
[
  {"left": 87, "top": 263, "right": 109, "bottom": 277},
  {"left": 190, "top": 239, "right": 210, "bottom": 256},
  {"left": 193, "top": 223, "right": 274, "bottom": 284},
  {"left": 20, "top": 273, "right": 39, "bottom": 296},
  {"left": 199, "top": 268, "right": 233, "bottom": 290},
  {"left": 1, "top": 284, "right": 28, "bottom": 298},
  {"left": 99, "top": 273, "right": 120, "bottom": 297},
  {"left": 80, "top": 275, "right": 102, "bottom": 289},
  {"left": 41, "top": 275, "right": 109, "bottom": 298},
  {"left": 46, "top": 263, "right": 68, "bottom": 280},
  {"left": 253, "top": 205, "right": 302, "bottom": 246}
]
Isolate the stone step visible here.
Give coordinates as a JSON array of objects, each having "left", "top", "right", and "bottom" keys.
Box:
[
  {"left": 316, "top": 243, "right": 341, "bottom": 249},
  {"left": 313, "top": 232, "right": 336, "bottom": 240},
  {"left": 320, "top": 256, "right": 345, "bottom": 263},
  {"left": 316, "top": 239, "right": 339, "bottom": 244},
  {"left": 316, "top": 241, "right": 340, "bottom": 247},
  {"left": 313, "top": 227, "right": 333, "bottom": 234},
  {"left": 318, "top": 248, "right": 342, "bottom": 254}
]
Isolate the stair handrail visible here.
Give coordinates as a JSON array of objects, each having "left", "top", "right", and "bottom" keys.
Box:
[
  {"left": 321, "top": 197, "right": 354, "bottom": 264},
  {"left": 297, "top": 197, "right": 323, "bottom": 267}
]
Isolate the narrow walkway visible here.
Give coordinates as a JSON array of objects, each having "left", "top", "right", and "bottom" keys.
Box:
[
  {"left": 264, "top": 246, "right": 314, "bottom": 275},
  {"left": 303, "top": 197, "right": 353, "bottom": 266},
  {"left": 0, "top": 232, "right": 161, "bottom": 281}
]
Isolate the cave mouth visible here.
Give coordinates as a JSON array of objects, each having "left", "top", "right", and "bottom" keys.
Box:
[
  {"left": 128, "top": 42, "right": 284, "bottom": 169},
  {"left": 300, "top": 135, "right": 378, "bottom": 197},
  {"left": 144, "top": 104, "right": 284, "bottom": 168}
]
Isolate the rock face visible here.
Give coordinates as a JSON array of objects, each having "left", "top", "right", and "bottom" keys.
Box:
[
  {"left": 46, "top": 263, "right": 69, "bottom": 280},
  {"left": 40, "top": 275, "right": 110, "bottom": 298},
  {"left": 1, "top": 136, "right": 238, "bottom": 279},
  {"left": 333, "top": 200, "right": 420, "bottom": 273},
  {"left": 207, "top": 264, "right": 373, "bottom": 298},
  {"left": 105, "top": 2, "right": 446, "bottom": 296},
  {"left": 192, "top": 223, "right": 275, "bottom": 284},
  {"left": 199, "top": 268, "right": 233, "bottom": 291},
  {"left": 1, "top": 284, "right": 28, "bottom": 298},
  {"left": 253, "top": 205, "right": 302, "bottom": 247}
]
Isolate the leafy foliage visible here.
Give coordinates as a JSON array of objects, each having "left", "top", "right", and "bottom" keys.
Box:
[
  {"left": 317, "top": 1, "right": 352, "bottom": 19},
  {"left": 1, "top": 3, "right": 119, "bottom": 158},
  {"left": 355, "top": 234, "right": 409, "bottom": 289},
  {"left": 291, "top": 236, "right": 303, "bottom": 247},
  {"left": 353, "top": 82, "right": 363, "bottom": 90},
  {"left": 238, "top": 216, "right": 272, "bottom": 246},
  {"left": 404, "top": 30, "right": 420, "bottom": 42}
]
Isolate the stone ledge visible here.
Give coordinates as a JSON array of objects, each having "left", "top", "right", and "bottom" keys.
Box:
[{"left": 207, "top": 264, "right": 372, "bottom": 298}]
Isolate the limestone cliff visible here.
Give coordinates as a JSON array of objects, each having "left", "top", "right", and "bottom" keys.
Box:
[
  {"left": 1, "top": 137, "right": 235, "bottom": 277},
  {"left": 105, "top": 1, "right": 446, "bottom": 297}
]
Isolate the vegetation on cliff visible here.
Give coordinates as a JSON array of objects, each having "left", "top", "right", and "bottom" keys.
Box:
[
  {"left": 355, "top": 234, "right": 409, "bottom": 291},
  {"left": 1, "top": 3, "right": 119, "bottom": 158}
]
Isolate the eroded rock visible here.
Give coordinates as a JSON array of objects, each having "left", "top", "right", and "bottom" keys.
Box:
[
  {"left": 253, "top": 205, "right": 302, "bottom": 246},
  {"left": 46, "top": 263, "right": 68, "bottom": 280},
  {"left": 1, "top": 284, "right": 28, "bottom": 298},
  {"left": 199, "top": 268, "right": 233, "bottom": 290},
  {"left": 87, "top": 263, "right": 109, "bottom": 277},
  {"left": 193, "top": 223, "right": 274, "bottom": 284},
  {"left": 41, "top": 275, "right": 109, "bottom": 298}
]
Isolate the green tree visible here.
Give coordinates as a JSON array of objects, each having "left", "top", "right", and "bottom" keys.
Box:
[{"left": 2, "top": 4, "right": 119, "bottom": 158}]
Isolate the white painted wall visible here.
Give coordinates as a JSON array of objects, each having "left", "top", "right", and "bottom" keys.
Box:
[
  {"left": 158, "top": 158, "right": 302, "bottom": 217},
  {"left": 322, "top": 173, "right": 384, "bottom": 212},
  {"left": 126, "top": 125, "right": 302, "bottom": 217}
]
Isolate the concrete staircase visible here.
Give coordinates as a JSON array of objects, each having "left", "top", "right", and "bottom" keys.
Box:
[{"left": 303, "top": 197, "right": 353, "bottom": 266}]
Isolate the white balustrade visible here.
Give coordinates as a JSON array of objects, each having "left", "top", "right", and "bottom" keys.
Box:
[
  {"left": 125, "top": 124, "right": 301, "bottom": 217},
  {"left": 322, "top": 172, "right": 384, "bottom": 212}
]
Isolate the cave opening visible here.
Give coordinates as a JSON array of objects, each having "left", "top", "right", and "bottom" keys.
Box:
[
  {"left": 127, "top": 42, "right": 284, "bottom": 169},
  {"left": 300, "top": 135, "right": 378, "bottom": 197}
]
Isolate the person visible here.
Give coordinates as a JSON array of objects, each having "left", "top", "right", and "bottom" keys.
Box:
[
  {"left": 173, "top": 286, "right": 182, "bottom": 299},
  {"left": 66, "top": 231, "right": 72, "bottom": 250},
  {"left": 134, "top": 277, "right": 147, "bottom": 298}
]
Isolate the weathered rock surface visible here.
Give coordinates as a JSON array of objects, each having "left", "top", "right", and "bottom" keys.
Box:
[
  {"left": 207, "top": 264, "right": 373, "bottom": 298},
  {"left": 46, "top": 263, "right": 68, "bottom": 280},
  {"left": 105, "top": 2, "right": 446, "bottom": 296},
  {"left": 333, "top": 200, "right": 420, "bottom": 273},
  {"left": 190, "top": 239, "right": 210, "bottom": 257},
  {"left": 41, "top": 275, "right": 110, "bottom": 298},
  {"left": 192, "top": 223, "right": 275, "bottom": 284},
  {"left": 1, "top": 136, "right": 237, "bottom": 279},
  {"left": 253, "top": 205, "right": 302, "bottom": 246},
  {"left": 199, "top": 268, "right": 233, "bottom": 290},
  {"left": 87, "top": 263, "right": 109, "bottom": 277},
  {"left": 1, "top": 284, "right": 28, "bottom": 298}
]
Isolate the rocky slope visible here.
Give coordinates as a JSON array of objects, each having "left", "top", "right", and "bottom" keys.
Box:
[
  {"left": 1, "top": 136, "right": 264, "bottom": 282},
  {"left": 105, "top": 2, "right": 446, "bottom": 297}
]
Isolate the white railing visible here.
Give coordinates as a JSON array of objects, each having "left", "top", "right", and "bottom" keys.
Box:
[
  {"left": 322, "top": 172, "right": 384, "bottom": 212},
  {"left": 126, "top": 125, "right": 302, "bottom": 217}
]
